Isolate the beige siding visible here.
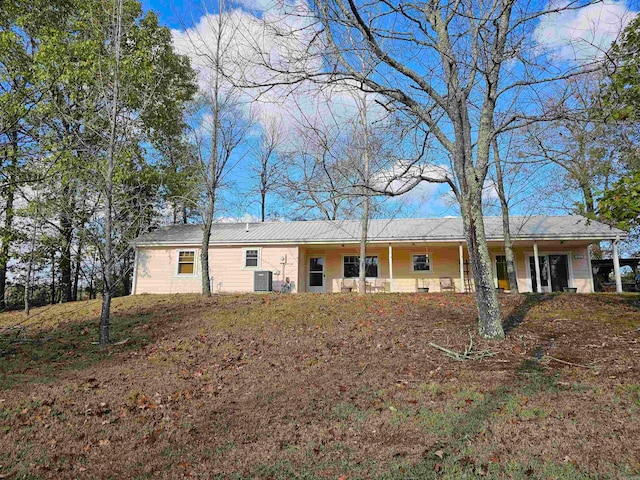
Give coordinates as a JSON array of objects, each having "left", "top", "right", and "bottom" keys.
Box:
[
  {"left": 134, "top": 241, "right": 594, "bottom": 295},
  {"left": 134, "top": 245, "right": 299, "bottom": 294}
]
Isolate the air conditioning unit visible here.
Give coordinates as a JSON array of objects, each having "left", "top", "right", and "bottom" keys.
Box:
[{"left": 254, "top": 271, "right": 273, "bottom": 292}]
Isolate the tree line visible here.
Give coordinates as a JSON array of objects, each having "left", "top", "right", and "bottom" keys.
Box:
[{"left": 1, "top": 0, "right": 638, "bottom": 342}]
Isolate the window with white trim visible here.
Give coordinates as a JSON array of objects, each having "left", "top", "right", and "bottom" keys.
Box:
[
  {"left": 244, "top": 249, "right": 260, "bottom": 268},
  {"left": 343, "top": 255, "right": 378, "bottom": 278},
  {"left": 412, "top": 254, "right": 431, "bottom": 272},
  {"left": 177, "top": 250, "right": 195, "bottom": 275}
]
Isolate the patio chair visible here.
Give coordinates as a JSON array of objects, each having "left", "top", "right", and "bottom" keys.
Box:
[
  {"left": 439, "top": 276, "right": 456, "bottom": 293},
  {"left": 416, "top": 278, "right": 429, "bottom": 293},
  {"left": 340, "top": 278, "right": 356, "bottom": 293}
]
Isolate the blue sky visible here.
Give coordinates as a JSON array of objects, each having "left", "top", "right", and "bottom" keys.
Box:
[
  {"left": 141, "top": 0, "right": 204, "bottom": 30},
  {"left": 139, "top": 0, "right": 638, "bottom": 226}
]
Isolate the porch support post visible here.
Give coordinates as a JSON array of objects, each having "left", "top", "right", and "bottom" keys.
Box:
[
  {"left": 613, "top": 237, "right": 622, "bottom": 293},
  {"left": 587, "top": 244, "right": 595, "bottom": 293},
  {"left": 459, "top": 243, "right": 464, "bottom": 293},
  {"left": 388, "top": 244, "right": 394, "bottom": 293},
  {"left": 533, "top": 242, "right": 542, "bottom": 293}
]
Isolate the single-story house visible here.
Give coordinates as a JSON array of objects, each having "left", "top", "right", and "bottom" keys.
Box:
[{"left": 131, "top": 215, "right": 628, "bottom": 295}]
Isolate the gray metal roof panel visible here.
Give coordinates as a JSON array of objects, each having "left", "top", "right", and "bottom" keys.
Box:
[{"left": 132, "top": 216, "right": 627, "bottom": 246}]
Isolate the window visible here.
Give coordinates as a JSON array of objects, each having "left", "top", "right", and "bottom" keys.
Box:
[
  {"left": 343, "top": 255, "right": 378, "bottom": 278},
  {"left": 177, "top": 251, "right": 195, "bottom": 275},
  {"left": 412, "top": 254, "right": 431, "bottom": 272},
  {"left": 244, "top": 249, "right": 260, "bottom": 268}
]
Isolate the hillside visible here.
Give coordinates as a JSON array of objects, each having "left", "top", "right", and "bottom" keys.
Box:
[{"left": 1, "top": 293, "right": 639, "bottom": 479}]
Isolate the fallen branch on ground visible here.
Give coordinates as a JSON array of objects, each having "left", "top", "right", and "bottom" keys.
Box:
[
  {"left": 429, "top": 329, "right": 494, "bottom": 361},
  {"left": 544, "top": 355, "right": 597, "bottom": 369}
]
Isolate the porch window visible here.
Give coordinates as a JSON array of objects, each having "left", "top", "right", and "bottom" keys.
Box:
[
  {"left": 244, "top": 249, "right": 260, "bottom": 268},
  {"left": 412, "top": 254, "right": 431, "bottom": 272},
  {"left": 343, "top": 255, "right": 378, "bottom": 278},
  {"left": 177, "top": 251, "right": 195, "bottom": 275}
]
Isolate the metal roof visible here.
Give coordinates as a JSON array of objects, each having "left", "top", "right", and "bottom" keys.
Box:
[{"left": 132, "top": 216, "right": 627, "bottom": 246}]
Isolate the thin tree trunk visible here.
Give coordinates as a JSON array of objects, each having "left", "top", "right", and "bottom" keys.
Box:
[
  {"left": 50, "top": 252, "right": 56, "bottom": 303},
  {"left": 24, "top": 208, "right": 39, "bottom": 316},
  {"left": 0, "top": 130, "right": 18, "bottom": 310},
  {"left": 492, "top": 139, "right": 518, "bottom": 293},
  {"left": 358, "top": 92, "right": 370, "bottom": 295},
  {"left": 73, "top": 238, "right": 82, "bottom": 301},
  {"left": 201, "top": 0, "right": 224, "bottom": 297},
  {"left": 99, "top": 0, "right": 124, "bottom": 346},
  {"left": 201, "top": 202, "right": 213, "bottom": 296},
  {"left": 60, "top": 188, "right": 74, "bottom": 302},
  {"left": 122, "top": 251, "right": 132, "bottom": 295},
  {"left": 260, "top": 190, "right": 266, "bottom": 222}
]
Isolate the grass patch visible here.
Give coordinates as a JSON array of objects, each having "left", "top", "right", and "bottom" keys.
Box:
[{"left": 0, "top": 314, "right": 152, "bottom": 389}]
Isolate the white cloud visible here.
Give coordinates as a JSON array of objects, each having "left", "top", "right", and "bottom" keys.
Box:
[
  {"left": 534, "top": 0, "right": 637, "bottom": 63},
  {"left": 371, "top": 160, "right": 451, "bottom": 202},
  {"left": 171, "top": 3, "right": 386, "bottom": 143}
]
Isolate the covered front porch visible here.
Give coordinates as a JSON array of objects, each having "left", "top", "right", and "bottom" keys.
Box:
[{"left": 297, "top": 240, "right": 598, "bottom": 294}]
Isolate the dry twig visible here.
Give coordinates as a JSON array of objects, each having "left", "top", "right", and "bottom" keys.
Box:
[{"left": 429, "top": 329, "right": 494, "bottom": 361}]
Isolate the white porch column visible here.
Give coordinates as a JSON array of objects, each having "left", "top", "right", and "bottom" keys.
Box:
[
  {"left": 459, "top": 243, "right": 464, "bottom": 293},
  {"left": 587, "top": 245, "right": 595, "bottom": 293},
  {"left": 388, "top": 245, "right": 394, "bottom": 292},
  {"left": 533, "top": 242, "right": 542, "bottom": 293},
  {"left": 613, "top": 237, "right": 622, "bottom": 293}
]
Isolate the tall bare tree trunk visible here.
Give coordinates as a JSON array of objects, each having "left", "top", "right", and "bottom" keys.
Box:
[
  {"left": 358, "top": 92, "right": 370, "bottom": 295},
  {"left": 60, "top": 186, "right": 74, "bottom": 302},
  {"left": 200, "top": 0, "right": 225, "bottom": 297},
  {"left": 24, "top": 206, "right": 39, "bottom": 316},
  {"left": 492, "top": 139, "right": 518, "bottom": 292},
  {"left": 0, "top": 131, "right": 17, "bottom": 310},
  {"left": 73, "top": 238, "right": 82, "bottom": 301},
  {"left": 99, "top": 0, "right": 124, "bottom": 345}
]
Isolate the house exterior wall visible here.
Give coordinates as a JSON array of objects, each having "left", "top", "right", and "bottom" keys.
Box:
[
  {"left": 134, "top": 244, "right": 299, "bottom": 294},
  {"left": 134, "top": 241, "right": 593, "bottom": 295}
]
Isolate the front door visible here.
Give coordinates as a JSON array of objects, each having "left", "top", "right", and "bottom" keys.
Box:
[
  {"left": 529, "top": 254, "right": 569, "bottom": 292},
  {"left": 496, "top": 255, "right": 509, "bottom": 290},
  {"left": 308, "top": 257, "right": 325, "bottom": 293}
]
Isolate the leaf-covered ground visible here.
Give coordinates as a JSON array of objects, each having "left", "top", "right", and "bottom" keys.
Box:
[{"left": 1, "top": 293, "right": 639, "bottom": 479}]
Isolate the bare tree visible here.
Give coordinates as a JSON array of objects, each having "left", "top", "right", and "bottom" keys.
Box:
[
  {"left": 98, "top": 0, "right": 124, "bottom": 345},
  {"left": 278, "top": 107, "right": 356, "bottom": 221},
  {"left": 521, "top": 74, "right": 622, "bottom": 216},
  {"left": 252, "top": 118, "right": 283, "bottom": 222},
  {"left": 235, "top": 0, "right": 619, "bottom": 338},
  {"left": 491, "top": 137, "right": 518, "bottom": 293}
]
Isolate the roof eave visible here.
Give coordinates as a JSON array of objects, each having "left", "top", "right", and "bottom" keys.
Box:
[{"left": 132, "top": 233, "right": 626, "bottom": 248}]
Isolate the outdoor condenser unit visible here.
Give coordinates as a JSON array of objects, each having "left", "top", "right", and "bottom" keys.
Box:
[{"left": 254, "top": 271, "right": 273, "bottom": 292}]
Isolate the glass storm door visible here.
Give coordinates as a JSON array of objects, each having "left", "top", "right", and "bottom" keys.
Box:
[
  {"left": 549, "top": 255, "right": 569, "bottom": 292},
  {"left": 529, "top": 254, "right": 569, "bottom": 292},
  {"left": 308, "top": 257, "right": 325, "bottom": 293},
  {"left": 496, "top": 255, "right": 509, "bottom": 290}
]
